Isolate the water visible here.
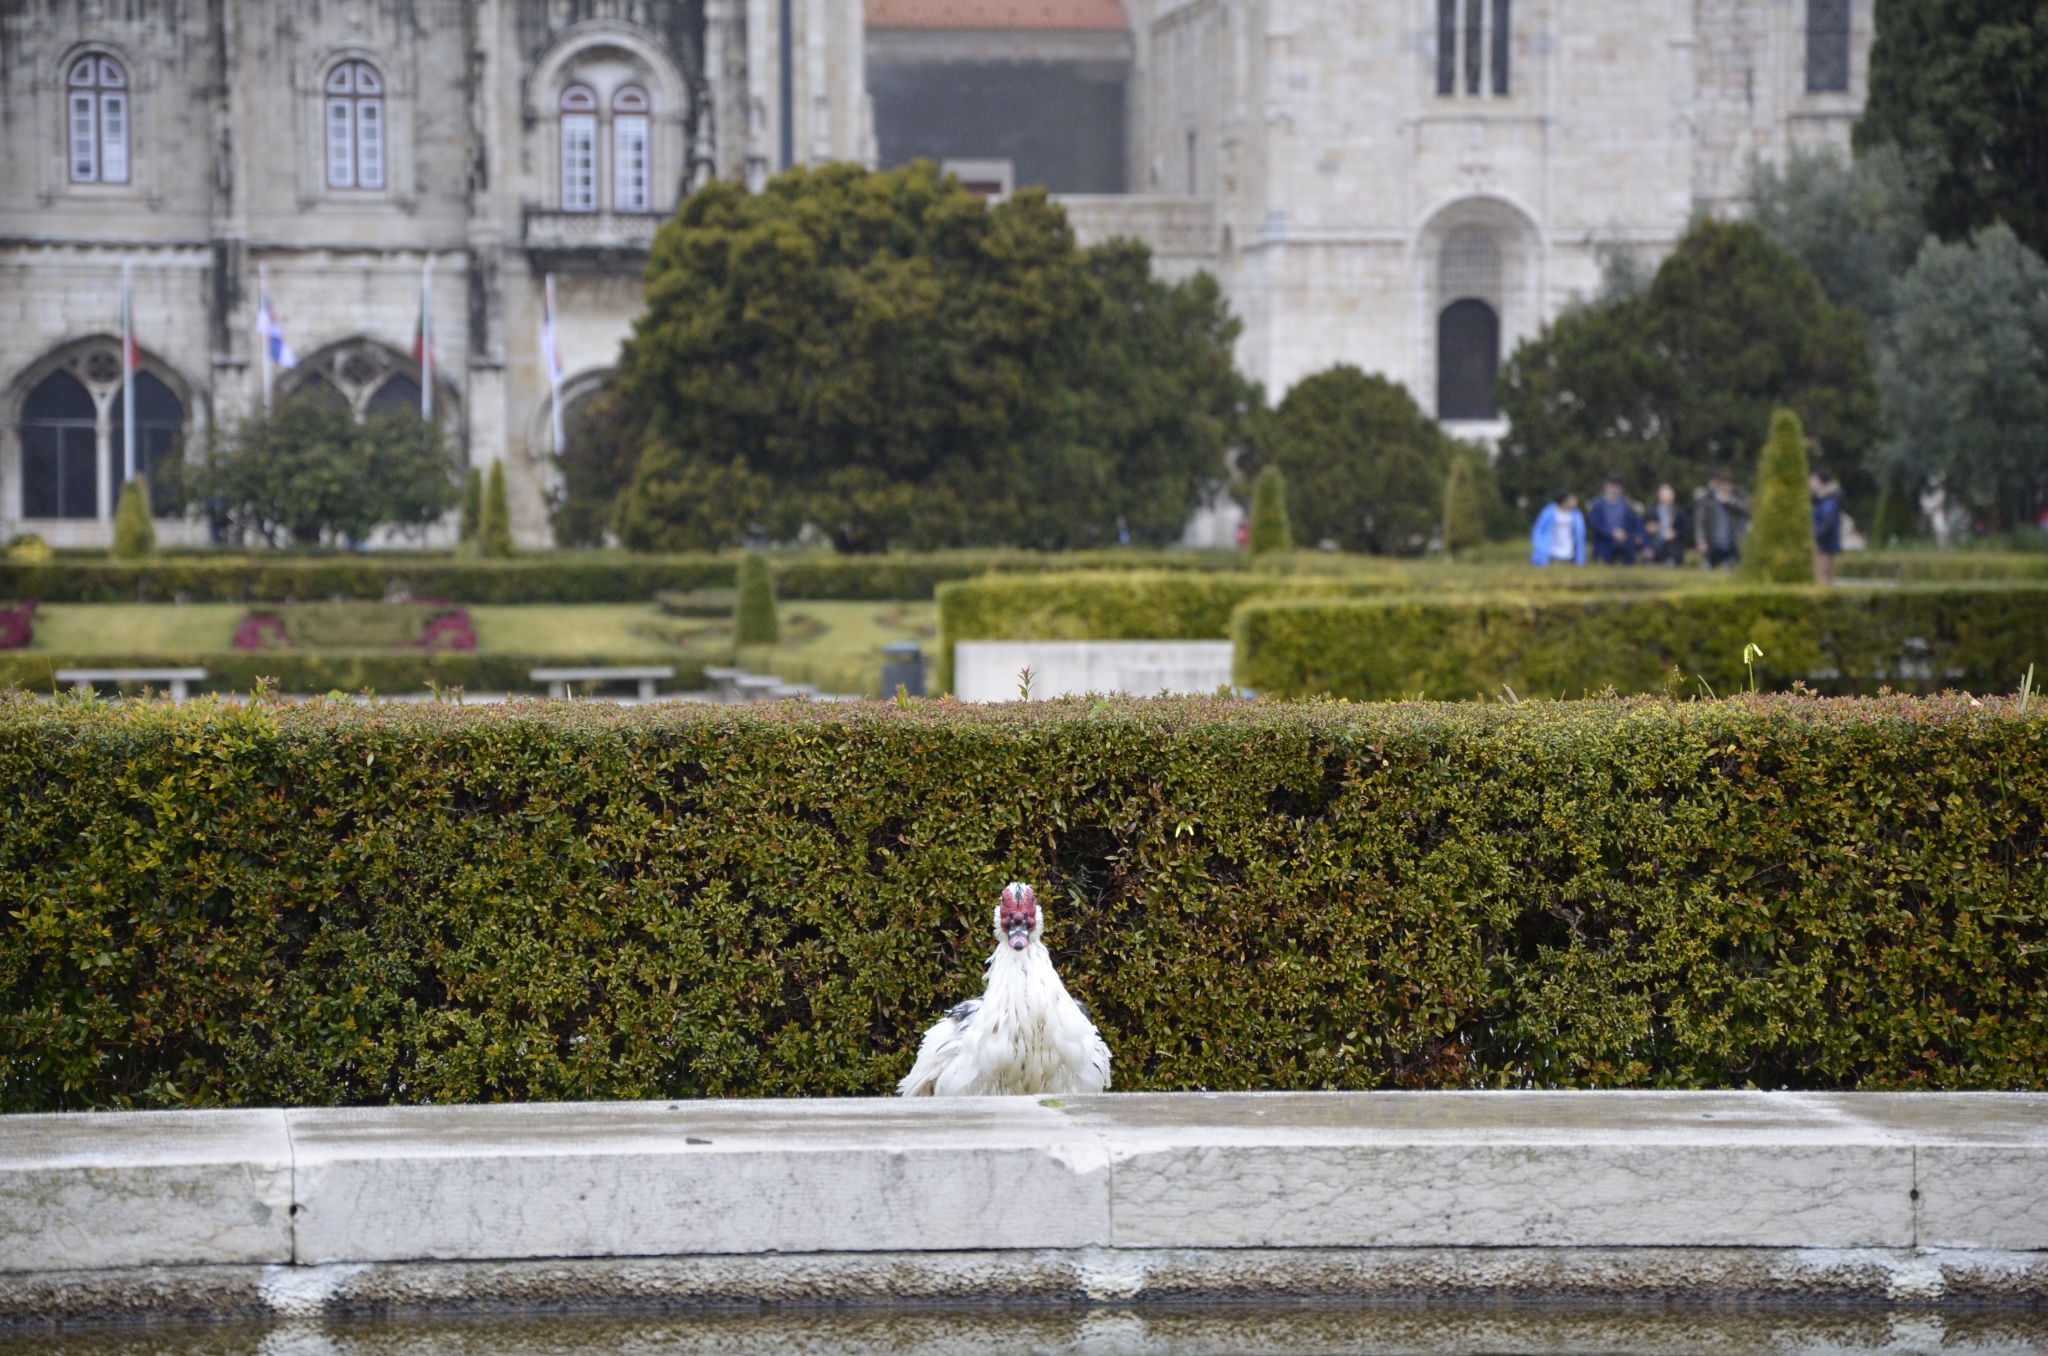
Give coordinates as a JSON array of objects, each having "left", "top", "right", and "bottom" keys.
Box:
[{"left": 4, "top": 1305, "right": 2047, "bottom": 1356}]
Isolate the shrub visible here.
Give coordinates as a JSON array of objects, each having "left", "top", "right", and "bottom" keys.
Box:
[
  {"left": 111, "top": 479, "right": 155, "bottom": 559},
  {"left": 479, "top": 461, "right": 514, "bottom": 557},
  {"left": 0, "top": 694, "right": 2043, "bottom": 1110},
  {"left": 460, "top": 468, "right": 482, "bottom": 544},
  {"left": 1742, "top": 409, "right": 1818, "bottom": 583},
  {"left": 1442, "top": 454, "right": 1485, "bottom": 557},
  {"left": 1234, "top": 582, "right": 2048, "bottom": 700},
  {"left": 1248, "top": 468, "right": 1292, "bottom": 554},
  {"left": 735, "top": 552, "right": 779, "bottom": 645}
]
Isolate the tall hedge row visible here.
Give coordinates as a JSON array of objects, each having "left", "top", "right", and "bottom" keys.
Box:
[
  {"left": 1234, "top": 584, "right": 2048, "bottom": 700},
  {"left": 2, "top": 694, "right": 2044, "bottom": 1110}
]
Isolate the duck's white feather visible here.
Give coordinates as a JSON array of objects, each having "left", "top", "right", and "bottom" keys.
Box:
[{"left": 898, "top": 938, "right": 1111, "bottom": 1097}]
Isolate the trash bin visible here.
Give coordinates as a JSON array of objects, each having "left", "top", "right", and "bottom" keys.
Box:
[{"left": 881, "top": 641, "right": 926, "bottom": 698}]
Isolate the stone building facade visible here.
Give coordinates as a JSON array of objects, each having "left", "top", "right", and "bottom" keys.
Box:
[{"left": 0, "top": 0, "right": 869, "bottom": 548}]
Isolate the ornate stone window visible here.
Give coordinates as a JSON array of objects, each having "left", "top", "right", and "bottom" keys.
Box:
[
  {"left": 68, "top": 55, "right": 129, "bottom": 184},
  {"left": 1436, "top": 0, "right": 1510, "bottom": 97},
  {"left": 325, "top": 60, "right": 386, "bottom": 189},
  {"left": 612, "top": 86, "right": 651, "bottom": 211},
  {"left": 560, "top": 85, "right": 599, "bottom": 211},
  {"left": 1437, "top": 226, "right": 1503, "bottom": 420},
  {"left": 1806, "top": 0, "right": 1851, "bottom": 93},
  {"left": 17, "top": 346, "right": 187, "bottom": 521}
]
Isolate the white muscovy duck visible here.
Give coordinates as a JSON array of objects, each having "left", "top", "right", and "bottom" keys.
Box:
[{"left": 898, "top": 882, "right": 1112, "bottom": 1097}]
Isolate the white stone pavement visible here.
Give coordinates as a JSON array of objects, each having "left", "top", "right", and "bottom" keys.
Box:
[{"left": 3, "top": 1091, "right": 2047, "bottom": 1321}]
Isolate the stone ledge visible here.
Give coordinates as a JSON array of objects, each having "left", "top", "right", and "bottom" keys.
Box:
[{"left": 2, "top": 1091, "right": 2045, "bottom": 1320}]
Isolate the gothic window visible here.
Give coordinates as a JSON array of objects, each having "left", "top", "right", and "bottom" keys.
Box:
[
  {"left": 364, "top": 374, "right": 422, "bottom": 417},
  {"left": 612, "top": 86, "right": 651, "bottom": 212},
  {"left": 560, "top": 85, "right": 599, "bottom": 212},
  {"left": 1806, "top": 0, "right": 1851, "bottom": 93},
  {"left": 325, "top": 60, "right": 386, "bottom": 189},
  {"left": 110, "top": 372, "right": 187, "bottom": 514},
  {"left": 1436, "top": 0, "right": 1510, "bottom": 97},
  {"left": 68, "top": 56, "right": 129, "bottom": 184},
  {"left": 1437, "top": 226, "right": 1504, "bottom": 420},
  {"left": 20, "top": 371, "right": 99, "bottom": 519}
]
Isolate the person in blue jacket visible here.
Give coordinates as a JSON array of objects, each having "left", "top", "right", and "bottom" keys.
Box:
[{"left": 1530, "top": 490, "right": 1586, "bottom": 566}]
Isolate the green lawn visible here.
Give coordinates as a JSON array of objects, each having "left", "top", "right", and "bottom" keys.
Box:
[{"left": 23, "top": 600, "right": 937, "bottom": 697}]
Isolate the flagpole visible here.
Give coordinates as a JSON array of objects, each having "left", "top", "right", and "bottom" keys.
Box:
[
  {"left": 258, "top": 265, "right": 273, "bottom": 412},
  {"left": 121, "top": 258, "right": 136, "bottom": 484},
  {"left": 420, "top": 258, "right": 434, "bottom": 420},
  {"left": 547, "top": 273, "right": 564, "bottom": 458}
]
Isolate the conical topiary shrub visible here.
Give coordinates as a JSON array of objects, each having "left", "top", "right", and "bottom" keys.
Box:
[
  {"left": 1441, "top": 453, "right": 1485, "bottom": 558},
  {"left": 1247, "top": 466, "right": 1292, "bottom": 555},
  {"left": 111, "top": 478, "right": 155, "bottom": 559},
  {"left": 1869, "top": 479, "right": 1913, "bottom": 549},
  {"left": 1742, "top": 408, "right": 1817, "bottom": 583},
  {"left": 478, "top": 461, "right": 514, "bottom": 557},
  {"left": 735, "top": 551, "right": 779, "bottom": 646},
  {"left": 460, "top": 467, "right": 483, "bottom": 543}
]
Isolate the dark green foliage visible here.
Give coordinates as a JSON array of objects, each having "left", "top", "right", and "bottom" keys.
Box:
[
  {"left": 460, "top": 468, "right": 483, "bottom": 544},
  {"left": 551, "top": 386, "right": 645, "bottom": 549},
  {"left": 200, "top": 398, "right": 463, "bottom": 547},
  {"left": 111, "top": 479, "right": 154, "bottom": 560},
  {"left": 1857, "top": 0, "right": 2048, "bottom": 257},
  {"left": 2, "top": 694, "right": 2045, "bottom": 1110},
  {"left": 734, "top": 552, "right": 779, "bottom": 645},
  {"left": 1247, "top": 468, "right": 1292, "bottom": 554},
  {"left": 1742, "top": 410, "right": 1818, "bottom": 583},
  {"left": 1497, "top": 220, "right": 1880, "bottom": 512},
  {"left": 1840, "top": 550, "right": 2048, "bottom": 581},
  {"left": 611, "top": 163, "right": 1249, "bottom": 552},
  {"left": 1234, "top": 583, "right": 2048, "bottom": 701},
  {"left": 1868, "top": 481, "right": 1917, "bottom": 548},
  {"left": 0, "top": 652, "right": 703, "bottom": 699},
  {"left": 1876, "top": 225, "right": 2048, "bottom": 528},
  {"left": 1748, "top": 146, "right": 1930, "bottom": 324},
  {"left": 479, "top": 462, "right": 514, "bottom": 558},
  {"left": 1257, "top": 367, "right": 1470, "bottom": 554}
]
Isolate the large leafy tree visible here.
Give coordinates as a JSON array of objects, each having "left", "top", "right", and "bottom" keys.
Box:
[
  {"left": 614, "top": 162, "right": 1251, "bottom": 552},
  {"left": 1496, "top": 220, "right": 1879, "bottom": 510},
  {"left": 199, "top": 398, "right": 461, "bottom": 547},
  {"left": 1748, "top": 146, "right": 1929, "bottom": 325},
  {"left": 1856, "top": 0, "right": 2048, "bottom": 257},
  {"left": 1253, "top": 366, "right": 1494, "bottom": 555},
  {"left": 1876, "top": 224, "right": 2048, "bottom": 528}
]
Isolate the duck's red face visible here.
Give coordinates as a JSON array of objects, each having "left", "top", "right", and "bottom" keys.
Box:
[{"left": 997, "top": 882, "right": 1038, "bottom": 950}]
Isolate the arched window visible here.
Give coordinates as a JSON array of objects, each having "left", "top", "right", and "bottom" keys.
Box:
[
  {"left": 612, "top": 86, "right": 651, "bottom": 212},
  {"left": 110, "top": 372, "right": 188, "bottom": 514},
  {"left": 1436, "top": 0, "right": 1511, "bottom": 97},
  {"left": 560, "top": 85, "right": 599, "bottom": 212},
  {"left": 1438, "top": 301, "right": 1501, "bottom": 420},
  {"left": 364, "top": 373, "right": 422, "bottom": 418},
  {"left": 325, "top": 60, "right": 386, "bottom": 189},
  {"left": 20, "top": 371, "right": 99, "bottom": 519},
  {"left": 68, "top": 56, "right": 129, "bottom": 183},
  {"left": 1806, "top": 0, "right": 1850, "bottom": 93}
]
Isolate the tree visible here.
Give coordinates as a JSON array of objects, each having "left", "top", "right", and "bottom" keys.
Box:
[
  {"left": 460, "top": 467, "right": 482, "bottom": 544},
  {"left": 1856, "top": 0, "right": 2048, "bottom": 257},
  {"left": 1743, "top": 409, "right": 1818, "bottom": 583},
  {"left": 1748, "top": 146, "right": 1929, "bottom": 324},
  {"left": 111, "top": 478, "right": 154, "bottom": 558},
  {"left": 1497, "top": 219, "right": 1880, "bottom": 513},
  {"left": 200, "top": 398, "right": 461, "bottom": 547},
  {"left": 1875, "top": 224, "right": 2048, "bottom": 528},
  {"left": 1247, "top": 467, "right": 1292, "bottom": 554},
  {"left": 1256, "top": 366, "right": 1481, "bottom": 555},
  {"left": 611, "top": 162, "right": 1249, "bottom": 552},
  {"left": 735, "top": 551, "right": 780, "bottom": 645},
  {"left": 1441, "top": 453, "right": 1486, "bottom": 557},
  {"left": 551, "top": 385, "right": 645, "bottom": 549},
  {"left": 479, "top": 460, "right": 515, "bottom": 557}
]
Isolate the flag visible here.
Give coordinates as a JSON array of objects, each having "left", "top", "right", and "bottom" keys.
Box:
[
  {"left": 120, "top": 260, "right": 136, "bottom": 483},
  {"left": 539, "top": 273, "right": 566, "bottom": 455},
  {"left": 256, "top": 275, "right": 298, "bottom": 369},
  {"left": 413, "top": 260, "right": 435, "bottom": 418}
]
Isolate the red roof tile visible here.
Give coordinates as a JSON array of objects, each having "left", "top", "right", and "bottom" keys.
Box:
[{"left": 865, "top": 0, "right": 1128, "bottom": 30}]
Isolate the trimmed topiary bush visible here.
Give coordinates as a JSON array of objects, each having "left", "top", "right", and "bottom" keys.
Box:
[
  {"left": 1247, "top": 467, "right": 1292, "bottom": 554},
  {"left": 479, "top": 461, "right": 514, "bottom": 558},
  {"left": 460, "top": 467, "right": 483, "bottom": 545},
  {"left": 1742, "top": 408, "right": 1818, "bottom": 583},
  {"left": 111, "top": 479, "right": 155, "bottom": 560},
  {"left": 734, "top": 551, "right": 780, "bottom": 645},
  {"left": 1441, "top": 453, "right": 1486, "bottom": 558},
  {"left": 1, "top": 693, "right": 2044, "bottom": 1109}
]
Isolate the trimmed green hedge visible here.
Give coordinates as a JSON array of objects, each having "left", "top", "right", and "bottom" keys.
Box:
[
  {"left": 2, "top": 694, "right": 2044, "bottom": 1109},
  {"left": 1838, "top": 552, "right": 2048, "bottom": 583},
  {"left": 0, "top": 653, "right": 706, "bottom": 697},
  {"left": 1234, "top": 583, "right": 2048, "bottom": 700}
]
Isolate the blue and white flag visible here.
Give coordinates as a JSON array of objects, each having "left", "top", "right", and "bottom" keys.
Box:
[{"left": 256, "top": 268, "right": 296, "bottom": 410}]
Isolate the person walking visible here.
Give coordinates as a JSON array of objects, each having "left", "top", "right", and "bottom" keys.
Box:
[
  {"left": 1693, "top": 470, "right": 1751, "bottom": 569},
  {"left": 1810, "top": 472, "right": 1844, "bottom": 585},
  {"left": 1530, "top": 489, "right": 1586, "bottom": 567},
  {"left": 1644, "top": 483, "right": 1688, "bottom": 566},
  {"left": 1586, "top": 474, "right": 1643, "bottom": 564}
]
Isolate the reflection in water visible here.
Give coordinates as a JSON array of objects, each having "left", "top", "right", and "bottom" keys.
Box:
[{"left": 2, "top": 1305, "right": 2045, "bottom": 1356}]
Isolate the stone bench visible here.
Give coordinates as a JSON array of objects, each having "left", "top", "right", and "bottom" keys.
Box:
[
  {"left": 55, "top": 666, "right": 208, "bottom": 702},
  {"left": 529, "top": 665, "right": 675, "bottom": 701}
]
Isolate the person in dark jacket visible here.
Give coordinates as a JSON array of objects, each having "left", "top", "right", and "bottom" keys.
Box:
[
  {"left": 1693, "top": 470, "right": 1750, "bottom": 569},
  {"left": 1643, "top": 483, "right": 1689, "bottom": 566},
  {"left": 1586, "top": 474, "right": 1643, "bottom": 564},
  {"left": 1810, "top": 472, "right": 1844, "bottom": 584}
]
